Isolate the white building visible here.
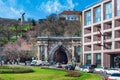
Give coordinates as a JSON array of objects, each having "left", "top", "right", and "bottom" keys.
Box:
[{"left": 59, "top": 10, "right": 81, "bottom": 21}]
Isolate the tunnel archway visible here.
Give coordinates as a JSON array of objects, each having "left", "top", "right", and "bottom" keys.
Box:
[{"left": 53, "top": 46, "right": 68, "bottom": 64}]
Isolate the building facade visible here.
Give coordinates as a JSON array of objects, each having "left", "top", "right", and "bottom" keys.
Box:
[
  {"left": 59, "top": 10, "right": 82, "bottom": 21},
  {"left": 82, "top": 0, "right": 120, "bottom": 68}
]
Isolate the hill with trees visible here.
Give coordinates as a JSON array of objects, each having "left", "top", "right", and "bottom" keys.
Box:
[
  {"left": 0, "top": 13, "right": 81, "bottom": 63},
  {"left": 37, "top": 14, "right": 81, "bottom": 37}
]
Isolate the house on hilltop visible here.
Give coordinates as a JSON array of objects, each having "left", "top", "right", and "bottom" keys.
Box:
[{"left": 59, "top": 10, "right": 82, "bottom": 21}]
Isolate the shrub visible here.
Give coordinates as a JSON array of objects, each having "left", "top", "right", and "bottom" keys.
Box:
[
  {"left": 41, "top": 66, "right": 80, "bottom": 77},
  {"left": 41, "top": 67, "right": 64, "bottom": 71},
  {"left": 65, "top": 70, "right": 80, "bottom": 77},
  {"left": 0, "top": 78, "right": 4, "bottom": 80},
  {"left": 0, "top": 66, "right": 34, "bottom": 74}
]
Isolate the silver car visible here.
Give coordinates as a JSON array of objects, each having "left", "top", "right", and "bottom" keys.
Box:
[
  {"left": 107, "top": 73, "right": 120, "bottom": 80},
  {"left": 31, "top": 60, "right": 42, "bottom": 66},
  {"left": 105, "top": 68, "right": 120, "bottom": 75}
]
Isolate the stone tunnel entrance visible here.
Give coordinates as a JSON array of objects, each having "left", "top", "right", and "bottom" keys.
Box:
[
  {"left": 53, "top": 46, "right": 68, "bottom": 64},
  {"left": 37, "top": 36, "right": 81, "bottom": 64}
]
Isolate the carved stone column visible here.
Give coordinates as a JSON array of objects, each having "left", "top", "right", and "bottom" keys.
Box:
[
  {"left": 37, "top": 45, "right": 40, "bottom": 60},
  {"left": 44, "top": 44, "right": 48, "bottom": 61},
  {"left": 72, "top": 40, "right": 75, "bottom": 58},
  {"left": 72, "top": 46, "right": 75, "bottom": 58}
]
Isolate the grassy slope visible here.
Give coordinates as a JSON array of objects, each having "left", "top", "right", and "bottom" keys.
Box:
[{"left": 0, "top": 68, "right": 103, "bottom": 80}]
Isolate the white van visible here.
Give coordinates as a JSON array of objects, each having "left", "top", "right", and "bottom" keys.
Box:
[{"left": 31, "top": 60, "right": 42, "bottom": 66}]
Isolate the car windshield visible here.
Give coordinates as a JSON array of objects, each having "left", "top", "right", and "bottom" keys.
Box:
[
  {"left": 32, "top": 61, "right": 36, "bottom": 63},
  {"left": 111, "top": 73, "right": 120, "bottom": 77},
  {"left": 97, "top": 67, "right": 103, "bottom": 68}
]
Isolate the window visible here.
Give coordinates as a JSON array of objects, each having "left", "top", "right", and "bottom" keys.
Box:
[
  {"left": 67, "top": 16, "right": 70, "bottom": 20},
  {"left": 71, "top": 17, "right": 73, "bottom": 20},
  {"left": 96, "top": 53, "right": 101, "bottom": 67},
  {"left": 85, "top": 11, "right": 91, "bottom": 25},
  {"left": 86, "top": 54, "right": 91, "bottom": 60},
  {"left": 105, "top": 2, "right": 112, "bottom": 19},
  {"left": 117, "top": 0, "right": 120, "bottom": 16},
  {"left": 94, "top": 6, "right": 101, "bottom": 23},
  {"left": 96, "top": 53, "right": 101, "bottom": 60},
  {"left": 86, "top": 54, "right": 91, "bottom": 64},
  {"left": 74, "top": 17, "right": 76, "bottom": 20}
]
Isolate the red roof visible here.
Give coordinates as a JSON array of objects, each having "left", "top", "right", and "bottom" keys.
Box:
[{"left": 59, "top": 10, "right": 81, "bottom": 15}]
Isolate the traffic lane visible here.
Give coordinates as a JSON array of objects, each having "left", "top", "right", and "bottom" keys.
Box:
[{"left": 93, "top": 71, "right": 108, "bottom": 80}]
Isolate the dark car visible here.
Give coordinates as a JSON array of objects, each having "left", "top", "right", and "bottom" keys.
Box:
[
  {"left": 42, "top": 61, "right": 50, "bottom": 66},
  {"left": 64, "top": 64, "right": 75, "bottom": 70},
  {"left": 25, "top": 61, "right": 31, "bottom": 66},
  {"left": 89, "top": 67, "right": 94, "bottom": 73},
  {"left": 81, "top": 64, "right": 95, "bottom": 73},
  {"left": 55, "top": 63, "right": 62, "bottom": 68}
]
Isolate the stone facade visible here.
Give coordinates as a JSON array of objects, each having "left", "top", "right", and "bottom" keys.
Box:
[{"left": 37, "top": 36, "right": 81, "bottom": 64}]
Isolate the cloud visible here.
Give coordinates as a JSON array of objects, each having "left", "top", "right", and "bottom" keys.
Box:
[
  {"left": 0, "top": 0, "right": 24, "bottom": 19},
  {"left": 39, "top": 0, "right": 79, "bottom": 14},
  {"left": 67, "top": 0, "right": 75, "bottom": 9},
  {"left": 0, "top": 0, "right": 79, "bottom": 20},
  {"left": 40, "top": 0, "right": 61, "bottom": 13}
]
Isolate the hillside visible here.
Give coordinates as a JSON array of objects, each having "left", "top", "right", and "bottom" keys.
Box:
[
  {"left": 37, "top": 19, "right": 81, "bottom": 37},
  {"left": 0, "top": 17, "right": 37, "bottom": 61},
  {"left": 0, "top": 17, "right": 81, "bottom": 62},
  {"left": 0, "top": 17, "right": 33, "bottom": 45},
  {"left": 0, "top": 18, "right": 19, "bottom": 26}
]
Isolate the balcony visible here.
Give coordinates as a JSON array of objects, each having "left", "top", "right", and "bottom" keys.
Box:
[
  {"left": 93, "top": 34, "right": 101, "bottom": 42},
  {"left": 103, "top": 42, "right": 112, "bottom": 50},
  {"left": 84, "top": 36, "right": 91, "bottom": 43},
  {"left": 93, "top": 24, "right": 101, "bottom": 33},
  {"left": 115, "top": 41, "right": 120, "bottom": 49},
  {"left": 115, "top": 18, "right": 120, "bottom": 27},
  {"left": 93, "top": 44, "right": 101, "bottom": 51},
  {"left": 115, "top": 30, "right": 120, "bottom": 38},
  {"left": 84, "top": 45, "right": 91, "bottom": 51},
  {"left": 104, "top": 32, "right": 112, "bottom": 40},
  {"left": 103, "top": 21, "right": 112, "bottom": 30},
  {"left": 84, "top": 27, "right": 91, "bottom": 35}
]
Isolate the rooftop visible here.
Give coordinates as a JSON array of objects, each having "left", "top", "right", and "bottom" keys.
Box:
[{"left": 59, "top": 10, "right": 81, "bottom": 15}]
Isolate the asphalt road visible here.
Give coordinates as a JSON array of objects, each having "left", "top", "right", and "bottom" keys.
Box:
[{"left": 94, "top": 72, "right": 109, "bottom": 80}]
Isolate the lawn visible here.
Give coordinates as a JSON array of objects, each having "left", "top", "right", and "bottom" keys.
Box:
[{"left": 0, "top": 67, "right": 103, "bottom": 80}]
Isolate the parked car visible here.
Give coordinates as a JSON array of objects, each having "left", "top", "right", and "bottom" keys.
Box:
[
  {"left": 42, "top": 61, "right": 50, "bottom": 66},
  {"left": 105, "top": 68, "right": 120, "bottom": 75},
  {"left": 55, "top": 63, "right": 62, "bottom": 68},
  {"left": 31, "top": 60, "right": 42, "bottom": 66},
  {"left": 64, "top": 64, "right": 75, "bottom": 70},
  {"left": 94, "top": 66, "right": 105, "bottom": 72},
  {"left": 107, "top": 73, "right": 120, "bottom": 80},
  {"left": 81, "top": 66, "right": 94, "bottom": 73},
  {"left": 25, "top": 61, "right": 31, "bottom": 66},
  {"left": 80, "top": 64, "right": 95, "bottom": 73}
]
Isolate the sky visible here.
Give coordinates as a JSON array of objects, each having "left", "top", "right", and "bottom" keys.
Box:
[{"left": 0, "top": 0, "right": 100, "bottom": 20}]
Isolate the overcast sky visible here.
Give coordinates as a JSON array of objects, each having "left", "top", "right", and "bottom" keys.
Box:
[{"left": 0, "top": 0, "right": 99, "bottom": 20}]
